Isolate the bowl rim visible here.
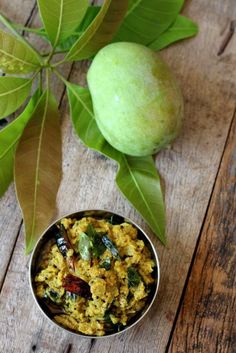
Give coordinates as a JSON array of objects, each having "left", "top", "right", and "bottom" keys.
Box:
[{"left": 29, "top": 208, "right": 160, "bottom": 339}]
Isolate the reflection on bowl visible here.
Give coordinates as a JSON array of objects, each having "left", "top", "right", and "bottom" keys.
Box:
[{"left": 29, "top": 210, "right": 160, "bottom": 338}]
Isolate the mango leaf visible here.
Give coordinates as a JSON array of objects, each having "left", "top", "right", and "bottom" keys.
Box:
[
  {"left": 0, "top": 89, "right": 41, "bottom": 197},
  {"left": 0, "top": 29, "right": 41, "bottom": 74},
  {"left": 11, "top": 6, "right": 101, "bottom": 49},
  {"left": 0, "top": 13, "right": 43, "bottom": 62},
  {"left": 57, "top": 6, "right": 101, "bottom": 53},
  {"left": 15, "top": 89, "right": 62, "bottom": 254},
  {"left": 37, "top": 0, "right": 89, "bottom": 47},
  {"left": 66, "top": 83, "right": 166, "bottom": 244},
  {"left": 0, "top": 76, "right": 33, "bottom": 119},
  {"left": 65, "top": 0, "right": 128, "bottom": 61},
  {"left": 149, "top": 15, "right": 198, "bottom": 51},
  {"left": 114, "top": 0, "right": 184, "bottom": 45}
]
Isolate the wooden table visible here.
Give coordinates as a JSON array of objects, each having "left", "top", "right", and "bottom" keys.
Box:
[{"left": 0, "top": 1, "right": 235, "bottom": 352}]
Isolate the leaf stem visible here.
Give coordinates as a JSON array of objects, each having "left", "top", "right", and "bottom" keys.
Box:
[
  {"left": 45, "top": 68, "right": 50, "bottom": 90},
  {"left": 39, "top": 70, "right": 43, "bottom": 93},
  {"left": 41, "top": 50, "right": 67, "bottom": 57},
  {"left": 30, "top": 69, "right": 41, "bottom": 81},
  {"left": 52, "top": 58, "right": 67, "bottom": 68},
  {"left": 53, "top": 68, "right": 68, "bottom": 86},
  {"left": 12, "top": 24, "right": 44, "bottom": 35},
  {"left": 46, "top": 49, "right": 56, "bottom": 65}
]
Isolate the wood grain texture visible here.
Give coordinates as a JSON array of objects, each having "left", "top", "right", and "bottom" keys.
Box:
[
  {"left": 87, "top": 0, "right": 236, "bottom": 351},
  {"left": 169, "top": 113, "right": 236, "bottom": 353},
  {"left": 0, "top": 0, "right": 236, "bottom": 352}
]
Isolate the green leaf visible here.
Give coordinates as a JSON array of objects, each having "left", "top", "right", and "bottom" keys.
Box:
[
  {"left": 18, "top": 6, "right": 101, "bottom": 51},
  {"left": 114, "top": 0, "right": 184, "bottom": 45},
  {"left": 0, "top": 13, "right": 43, "bottom": 60},
  {"left": 0, "top": 13, "right": 27, "bottom": 39},
  {"left": 78, "top": 232, "right": 91, "bottom": 260},
  {"left": 0, "top": 76, "right": 33, "bottom": 119},
  {"left": 65, "top": 0, "right": 128, "bottom": 61},
  {"left": 149, "top": 15, "right": 199, "bottom": 51},
  {"left": 0, "top": 89, "right": 41, "bottom": 197},
  {"left": 66, "top": 83, "right": 166, "bottom": 244},
  {"left": 15, "top": 89, "right": 62, "bottom": 254},
  {"left": 0, "top": 29, "right": 41, "bottom": 74},
  {"left": 127, "top": 266, "right": 141, "bottom": 287},
  {"left": 99, "top": 257, "right": 111, "bottom": 270},
  {"left": 117, "top": 154, "right": 165, "bottom": 242},
  {"left": 37, "top": 0, "right": 89, "bottom": 47},
  {"left": 57, "top": 6, "right": 101, "bottom": 53},
  {"left": 86, "top": 223, "right": 106, "bottom": 258}
]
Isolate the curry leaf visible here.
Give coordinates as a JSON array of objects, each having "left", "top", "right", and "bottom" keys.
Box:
[
  {"left": 14, "top": 89, "right": 62, "bottom": 254},
  {"left": 0, "top": 76, "right": 34, "bottom": 119},
  {"left": 37, "top": 0, "right": 89, "bottom": 47},
  {"left": 86, "top": 223, "right": 106, "bottom": 258},
  {"left": 66, "top": 83, "right": 166, "bottom": 244},
  {"left": 0, "top": 29, "right": 41, "bottom": 74},
  {"left": 65, "top": 0, "right": 128, "bottom": 61},
  {"left": 99, "top": 257, "right": 111, "bottom": 270},
  {"left": 78, "top": 232, "right": 91, "bottom": 260},
  {"left": 0, "top": 89, "right": 41, "bottom": 197},
  {"left": 114, "top": 0, "right": 184, "bottom": 45},
  {"left": 127, "top": 266, "right": 141, "bottom": 287},
  {"left": 149, "top": 15, "right": 198, "bottom": 51}
]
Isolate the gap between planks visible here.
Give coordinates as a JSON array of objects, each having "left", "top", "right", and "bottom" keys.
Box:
[{"left": 164, "top": 104, "right": 236, "bottom": 353}]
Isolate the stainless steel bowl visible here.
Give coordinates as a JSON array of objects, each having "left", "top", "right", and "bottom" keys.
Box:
[{"left": 29, "top": 209, "right": 160, "bottom": 338}]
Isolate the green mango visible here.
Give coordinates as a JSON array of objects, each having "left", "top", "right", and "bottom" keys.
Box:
[{"left": 87, "top": 42, "right": 183, "bottom": 156}]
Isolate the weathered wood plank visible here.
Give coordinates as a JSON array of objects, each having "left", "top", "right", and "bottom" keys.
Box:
[
  {"left": 168, "top": 112, "right": 236, "bottom": 353},
  {"left": 0, "top": 0, "right": 236, "bottom": 353},
  {"left": 0, "top": 0, "right": 35, "bottom": 24},
  {"left": 87, "top": 0, "right": 236, "bottom": 352}
]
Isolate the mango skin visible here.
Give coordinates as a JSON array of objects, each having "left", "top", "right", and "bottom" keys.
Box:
[{"left": 87, "top": 42, "right": 184, "bottom": 156}]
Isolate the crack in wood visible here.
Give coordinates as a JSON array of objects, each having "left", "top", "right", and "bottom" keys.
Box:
[
  {"left": 0, "top": 219, "right": 22, "bottom": 293},
  {"left": 87, "top": 339, "right": 96, "bottom": 353},
  {"left": 22, "top": 1, "right": 37, "bottom": 33},
  {"left": 63, "top": 343, "right": 72, "bottom": 353},
  {"left": 218, "top": 19, "right": 236, "bottom": 55}
]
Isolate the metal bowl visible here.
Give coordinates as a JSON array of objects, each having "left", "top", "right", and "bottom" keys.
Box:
[{"left": 29, "top": 209, "right": 160, "bottom": 338}]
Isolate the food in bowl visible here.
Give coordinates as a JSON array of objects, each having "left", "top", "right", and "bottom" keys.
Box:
[{"left": 33, "top": 213, "right": 157, "bottom": 336}]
